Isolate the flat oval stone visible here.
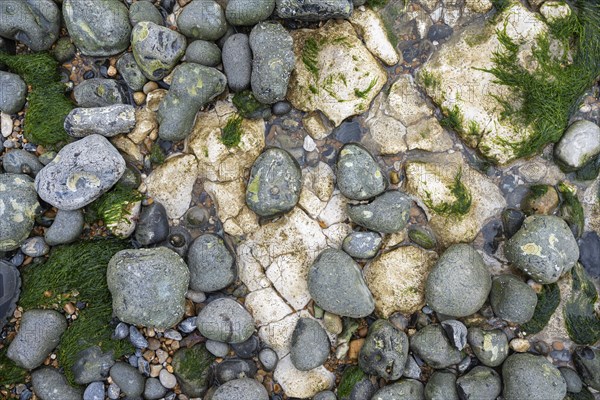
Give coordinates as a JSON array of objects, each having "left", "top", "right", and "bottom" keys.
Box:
[
  {"left": 290, "top": 318, "right": 330, "bottom": 371},
  {"left": 342, "top": 231, "right": 382, "bottom": 259},
  {"left": 336, "top": 143, "right": 387, "bottom": 200},
  {"left": 73, "top": 78, "right": 127, "bottom": 107},
  {"left": 34, "top": 135, "right": 126, "bottom": 210},
  {"left": 196, "top": 298, "right": 255, "bottom": 343},
  {"left": 187, "top": 234, "right": 236, "bottom": 292},
  {"left": 246, "top": 148, "right": 302, "bottom": 217},
  {"left": 64, "top": 105, "right": 136, "bottom": 138},
  {"left": 185, "top": 40, "right": 222, "bottom": 67}
]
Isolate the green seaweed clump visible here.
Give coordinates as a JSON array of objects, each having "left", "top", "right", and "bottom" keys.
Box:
[
  {"left": 232, "top": 90, "right": 268, "bottom": 119},
  {"left": 521, "top": 282, "right": 560, "bottom": 335},
  {"left": 338, "top": 366, "right": 367, "bottom": 399},
  {"left": 491, "top": 0, "right": 510, "bottom": 13},
  {"left": 366, "top": 0, "right": 390, "bottom": 9},
  {"left": 0, "top": 52, "right": 73, "bottom": 147},
  {"left": 440, "top": 105, "right": 465, "bottom": 134},
  {"left": 171, "top": 344, "right": 215, "bottom": 394},
  {"left": 85, "top": 183, "right": 144, "bottom": 227},
  {"left": 302, "top": 37, "right": 322, "bottom": 79},
  {"left": 149, "top": 143, "right": 166, "bottom": 165},
  {"left": 0, "top": 348, "right": 27, "bottom": 387},
  {"left": 220, "top": 114, "right": 244, "bottom": 148},
  {"left": 425, "top": 169, "right": 472, "bottom": 217},
  {"left": 564, "top": 263, "right": 600, "bottom": 345},
  {"left": 558, "top": 181, "right": 584, "bottom": 238},
  {"left": 482, "top": 0, "right": 600, "bottom": 159},
  {"left": 354, "top": 78, "right": 379, "bottom": 99},
  {"left": 18, "top": 239, "right": 133, "bottom": 385}
]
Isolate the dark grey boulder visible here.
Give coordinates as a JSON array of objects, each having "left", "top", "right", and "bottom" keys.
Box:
[
  {"left": 72, "top": 346, "right": 115, "bottom": 385},
  {"left": 0, "top": 71, "right": 27, "bottom": 114},
  {"left": 129, "top": 0, "right": 163, "bottom": 26},
  {"left": 187, "top": 234, "right": 236, "bottom": 292},
  {"left": 35, "top": 134, "right": 126, "bottom": 210},
  {"left": 65, "top": 105, "right": 136, "bottom": 138},
  {"left": 466, "top": 327, "right": 508, "bottom": 367},
  {"left": 116, "top": 53, "right": 148, "bottom": 92},
  {"left": 134, "top": 202, "right": 170, "bottom": 246},
  {"left": 490, "top": 274, "right": 537, "bottom": 324},
  {"left": 2, "top": 149, "right": 43, "bottom": 176},
  {"left": 249, "top": 22, "right": 295, "bottom": 104},
  {"left": 226, "top": 0, "right": 275, "bottom": 25},
  {"left": 45, "top": 209, "right": 85, "bottom": 246},
  {"left": 505, "top": 215, "right": 579, "bottom": 283},
  {"left": 291, "top": 317, "right": 330, "bottom": 371},
  {"left": 276, "top": 0, "right": 353, "bottom": 20},
  {"left": 63, "top": 0, "right": 131, "bottom": 56},
  {"left": 107, "top": 247, "right": 190, "bottom": 329},
  {"left": 371, "top": 379, "right": 424, "bottom": 400},
  {"left": 336, "top": 143, "right": 387, "bottom": 200},
  {"left": 196, "top": 298, "right": 254, "bottom": 343},
  {"left": 0, "top": 0, "right": 60, "bottom": 52},
  {"left": 502, "top": 353, "right": 566, "bottom": 400},
  {"left": 31, "top": 367, "right": 82, "bottom": 400},
  {"left": 7, "top": 309, "right": 67, "bottom": 369},
  {"left": 456, "top": 366, "right": 501, "bottom": 400},
  {"left": 157, "top": 62, "right": 227, "bottom": 141},
  {"left": 308, "top": 248, "right": 375, "bottom": 318},
  {"left": 73, "top": 78, "right": 126, "bottom": 107},
  {"left": 425, "top": 244, "right": 491, "bottom": 317},
  {"left": 177, "top": 0, "right": 228, "bottom": 41},
  {"left": 425, "top": 371, "right": 458, "bottom": 400},
  {"left": 409, "top": 324, "right": 463, "bottom": 369},
  {"left": 359, "top": 319, "right": 408, "bottom": 380},
  {"left": 246, "top": 148, "right": 302, "bottom": 217},
  {"left": 0, "top": 174, "right": 40, "bottom": 251},
  {"left": 346, "top": 191, "right": 412, "bottom": 233},
  {"left": 342, "top": 231, "right": 382, "bottom": 259},
  {"left": 132, "top": 21, "right": 187, "bottom": 81},
  {"left": 109, "top": 362, "right": 144, "bottom": 398},
  {"left": 222, "top": 34, "right": 252, "bottom": 92},
  {"left": 186, "top": 40, "right": 222, "bottom": 67}
]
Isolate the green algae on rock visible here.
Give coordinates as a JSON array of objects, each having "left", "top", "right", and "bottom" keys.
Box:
[
  {"left": 520, "top": 282, "right": 560, "bottom": 335},
  {"left": 564, "top": 263, "right": 600, "bottom": 345},
  {"left": 84, "top": 183, "right": 144, "bottom": 229},
  {"left": 558, "top": 181, "right": 585, "bottom": 238},
  {"left": 338, "top": 366, "right": 368, "bottom": 399},
  {"left": 221, "top": 114, "right": 244, "bottom": 148},
  {"left": 172, "top": 344, "right": 215, "bottom": 397}
]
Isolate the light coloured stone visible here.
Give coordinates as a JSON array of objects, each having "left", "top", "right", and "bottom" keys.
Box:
[
  {"left": 274, "top": 355, "right": 335, "bottom": 399},
  {"left": 298, "top": 161, "right": 335, "bottom": 219},
  {"left": 245, "top": 287, "right": 294, "bottom": 326},
  {"left": 349, "top": 8, "right": 399, "bottom": 66},
  {"left": 145, "top": 89, "right": 168, "bottom": 112},
  {"left": 465, "top": 0, "right": 493, "bottom": 14},
  {"left": 111, "top": 135, "right": 143, "bottom": 163},
  {"left": 364, "top": 246, "right": 438, "bottom": 318},
  {"left": 204, "top": 179, "right": 259, "bottom": 237},
  {"left": 303, "top": 135, "right": 317, "bottom": 152},
  {"left": 128, "top": 108, "right": 157, "bottom": 144},
  {"left": 540, "top": 1, "right": 571, "bottom": 23},
  {"left": 145, "top": 154, "right": 198, "bottom": 219},
  {"left": 266, "top": 254, "right": 312, "bottom": 311},
  {"left": 554, "top": 120, "right": 600, "bottom": 170},
  {"left": 302, "top": 112, "right": 332, "bottom": 140},
  {"left": 288, "top": 20, "right": 387, "bottom": 127},
  {"left": 1, "top": 113, "right": 12, "bottom": 137}
]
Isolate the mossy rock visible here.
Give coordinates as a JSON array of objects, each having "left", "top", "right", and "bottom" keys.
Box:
[{"left": 172, "top": 344, "right": 215, "bottom": 397}]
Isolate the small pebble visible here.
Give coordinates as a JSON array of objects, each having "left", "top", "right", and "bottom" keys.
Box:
[
  {"left": 185, "top": 290, "right": 206, "bottom": 303},
  {"left": 164, "top": 329, "right": 182, "bottom": 341},
  {"left": 129, "top": 326, "right": 149, "bottom": 349},
  {"left": 206, "top": 340, "right": 229, "bottom": 358},
  {"left": 107, "top": 383, "right": 120, "bottom": 400},
  {"left": 258, "top": 348, "right": 278, "bottom": 371},
  {"left": 510, "top": 338, "right": 531, "bottom": 353},
  {"left": 83, "top": 382, "right": 105, "bottom": 400},
  {"left": 20, "top": 237, "right": 50, "bottom": 257},
  {"left": 113, "top": 322, "right": 129, "bottom": 340},
  {"left": 1, "top": 112, "right": 12, "bottom": 137},
  {"left": 159, "top": 369, "right": 177, "bottom": 389},
  {"left": 178, "top": 317, "right": 197, "bottom": 334}
]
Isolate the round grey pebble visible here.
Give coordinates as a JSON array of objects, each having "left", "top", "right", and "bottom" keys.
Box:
[
  {"left": 129, "top": 326, "right": 149, "bottom": 349},
  {"left": 490, "top": 274, "right": 537, "bottom": 324},
  {"left": 132, "top": 21, "right": 186, "bottom": 81},
  {"left": 45, "top": 209, "right": 84, "bottom": 246},
  {"left": 337, "top": 143, "right": 387, "bottom": 200},
  {"left": 226, "top": 0, "right": 275, "bottom": 25},
  {"left": 107, "top": 383, "right": 120, "bottom": 399},
  {"left": 31, "top": 367, "right": 82, "bottom": 400},
  {"left": 467, "top": 327, "right": 508, "bottom": 367},
  {"left": 65, "top": 105, "right": 135, "bottom": 138},
  {"left": 313, "top": 391, "right": 337, "bottom": 400},
  {"left": 83, "top": 382, "right": 105, "bottom": 400},
  {"left": 246, "top": 148, "right": 302, "bottom": 217},
  {"left": 342, "top": 231, "right": 382, "bottom": 259},
  {"left": 110, "top": 362, "right": 144, "bottom": 398},
  {"left": 116, "top": 53, "right": 148, "bottom": 92},
  {"left": 144, "top": 377, "right": 167, "bottom": 400},
  {"left": 409, "top": 324, "right": 463, "bottom": 369},
  {"left": 222, "top": 34, "right": 252, "bottom": 92},
  {"left": 164, "top": 329, "right": 182, "bottom": 341},
  {"left": 359, "top": 319, "right": 408, "bottom": 380},
  {"left": 2, "top": 149, "right": 44, "bottom": 176},
  {"left": 272, "top": 101, "right": 292, "bottom": 115},
  {"left": 291, "top": 317, "right": 330, "bottom": 371},
  {"left": 206, "top": 339, "right": 229, "bottom": 358},
  {"left": 73, "top": 78, "right": 126, "bottom": 107},
  {"left": 196, "top": 298, "right": 254, "bottom": 343},
  {"left": 425, "top": 371, "right": 458, "bottom": 400},
  {"left": 113, "top": 322, "right": 129, "bottom": 340},
  {"left": 185, "top": 40, "right": 222, "bottom": 67},
  {"left": 212, "top": 378, "right": 268, "bottom": 400},
  {"left": 20, "top": 237, "right": 49, "bottom": 257},
  {"left": 177, "top": 0, "right": 228, "bottom": 41},
  {"left": 456, "top": 366, "right": 501, "bottom": 400},
  {"left": 258, "top": 348, "right": 278, "bottom": 371},
  {"left": 187, "top": 234, "right": 236, "bottom": 292},
  {"left": 372, "top": 379, "right": 424, "bottom": 400},
  {"left": 559, "top": 367, "right": 582, "bottom": 393},
  {"left": 0, "top": 174, "right": 40, "bottom": 251},
  {"left": 135, "top": 202, "right": 170, "bottom": 246},
  {"left": 346, "top": 190, "right": 412, "bottom": 233},
  {"left": 129, "top": 0, "right": 163, "bottom": 26},
  {"left": 502, "top": 353, "right": 566, "bottom": 400}
]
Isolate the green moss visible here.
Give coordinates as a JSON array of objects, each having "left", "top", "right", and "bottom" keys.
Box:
[
  {"left": 171, "top": 344, "right": 215, "bottom": 390},
  {"left": 420, "top": 69, "right": 441, "bottom": 90},
  {"left": 232, "top": 90, "right": 267, "bottom": 119},
  {"left": 480, "top": 1, "right": 600, "bottom": 159},
  {"left": 338, "top": 366, "right": 366, "bottom": 399},
  {"left": 521, "top": 282, "right": 560, "bottom": 335},
  {"left": 564, "top": 263, "right": 600, "bottom": 345},
  {"left": 302, "top": 37, "right": 322, "bottom": 78},
  {"left": 366, "top": 0, "right": 390, "bottom": 9},
  {"left": 0, "top": 52, "right": 73, "bottom": 147},
  {"left": 149, "top": 142, "right": 166, "bottom": 165},
  {"left": 0, "top": 348, "right": 27, "bottom": 387},
  {"left": 425, "top": 169, "right": 472, "bottom": 217},
  {"left": 354, "top": 77, "right": 379, "bottom": 99},
  {"left": 85, "top": 183, "right": 144, "bottom": 227},
  {"left": 491, "top": 0, "right": 510, "bottom": 13},
  {"left": 467, "top": 120, "right": 481, "bottom": 137},
  {"left": 18, "top": 239, "right": 133, "bottom": 385},
  {"left": 220, "top": 114, "right": 243, "bottom": 148},
  {"left": 440, "top": 105, "right": 465, "bottom": 134},
  {"left": 558, "top": 181, "right": 584, "bottom": 238},
  {"left": 408, "top": 226, "right": 437, "bottom": 250}
]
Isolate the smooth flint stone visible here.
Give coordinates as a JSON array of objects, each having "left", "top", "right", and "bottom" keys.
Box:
[
  {"left": 502, "top": 353, "right": 566, "bottom": 400},
  {"left": 440, "top": 319, "right": 467, "bottom": 350},
  {"left": 246, "top": 148, "right": 302, "bottom": 217},
  {"left": 291, "top": 318, "right": 330, "bottom": 371},
  {"left": 72, "top": 346, "right": 115, "bottom": 385},
  {"left": 206, "top": 339, "right": 229, "bottom": 357},
  {"left": 359, "top": 319, "right": 408, "bottom": 380},
  {"left": 196, "top": 298, "right": 254, "bottom": 343},
  {"left": 0, "top": 174, "right": 40, "bottom": 251},
  {"left": 409, "top": 324, "right": 463, "bottom": 369},
  {"left": 308, "top": 248, "right": 375, "bottom": 318},
  {"left": 7, "top": 310, "right": 67, "bottom": 369},
  {"left": 0, "top": 71, "right": 27, "bottom": 114},
  {"left": 134, "top": 202, "right": 170, "bottom": 246},
  {"left": 116, "top": 53, "right": 148, "bottom": 92},
  {"left": 337, "top": 143, "right": 387, "bottom": 200},
  {"left": 425, "top": 371, "right": 459, "bottom": 400},
  {"left": 212, "top": 378, "right": 269, "bottom": 400},
  {"left": 276, "top": 0, "right": 353, "bottom": 20},
  {"left": 73, "top": 78, "right": 126, "bottom": 107},
  {"left": 129, "top": 1, "right": 163, "bottom": 26},
  {"left": 222, "top": 34, "right": 252, "bottom": 92},
  {"left": 132, "top": 21, "right": 187, "bottom": 81},
  {"left": 490, "top": 274, "right": 537, "bottom": 324},
  {"left": 467, "top": 328, "right": 508, "bottom": 367},
  {"left": 505, "top": 215, "right": 580, "bottom": 284},
  {"left": 346, "top": 190, "right": 412, "bottom": 233},
  {"left": 177, "top": 0, "right": 228, "bottom": 41},
  {"left": 171, "top": 344, "right": 215, "bottom": 397},
  {"left": 185, "top": 40, "right": 222, "bottom": 67},
  {"left": 425, "top": 244, "right": 491, "bottom": 317},
  {"left": 65, "top": 105, "right": 136, "bottom": 138},
  {"left": 456, "top": 366, "right": 501, "bottom": 400},
  {"left": 110, "top": 362, "right": 144, "bottom": 398},
  {"left": 0, "top": 261, "right": 20, "bottom": 331},
  {"left": 574, "top": 346, "right": 600, "bottom": 391},
  {"left": 188, "top": 234, "right": 236, "bottom": 292},
  {"left": 31, "top": 367, "right": 83, "bottom": 400},
  {"left": 35, "top": 135, "right": 126, "bottom": 210},
  {"left": 157, "top": 63, "right": 227, "bottom": 141},
  {"left": 63, "top": 0, "right": 131, "bottom": 56},
  {"left": 559, "top": 367, "right": 582, "bottom": 393},
  {"left": 371, "top": 379, "right": 424, "bottom": 400},
  {"left": 555, "top": 120, "right": 600, "bottom": 170},
  {"left": 215, "top": 358, "right": 257, "bottom": 382},
  {"left": 45, "top": 209, "right": 85, "bottom": 246},
  {"left": 107, "top": 247, "right": 190, "bottom": 329},
  {"left": 0, "top": 0, "right": 60, "bottom": 51},
  {"left": 249, "top": 22, "right": 295, "bottom": 104},
  {"left": 342, "top": 231, "right": 382, "bottom": 259},
  {"left": 3, "top": 149, "right": 43, "bottom": 176},
  {"left": 226, "top": 0, "right": 275, "bottom": 25}
]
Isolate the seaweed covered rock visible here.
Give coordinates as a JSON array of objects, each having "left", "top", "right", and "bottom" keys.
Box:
[
  {"left": 132, "top": 21, "right": 187, "bottom": 81},
  {"left": 359, "top": 320, "right": 408, "bottom": 380},
  {"left": 0, "top": 174, "right": 40, "bottom": 251},
  {"left": 275, "top": 0, "right": 353, "bottom": 21},
  {"left": 107, "top": 247, "right": 190, "bottom": 329},
  {"left": 502, "top": 353, "right": 566, "bottom": 400},
  {"left": 64, "top": 105, "right": 136, "bottom": 138},
  {"left": 177, "top": 0, "right": 228, "bottom": 41},
  {"left": 0, "top": 0, "right": 60, "bottom": 52},
  {"left": 0, "top": 71, "right": 27, "bottom": 114},
  {"left": 157, "top": 63, "right": 227, "bottom": 141},
  {"left": 35, "top": 135, "right": 126, "bottom": 210},
  {"left": 505, "top": 215, "right": 579, "bottom": 284},
  {"left": 171, "top": 344, "right": 215, "bottom": 397},
  {"left": 63, "top": 0, "right": 131, "bottom": 56}
]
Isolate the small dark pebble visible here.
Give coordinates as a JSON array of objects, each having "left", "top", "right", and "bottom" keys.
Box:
[
  {"left": 428, "top": 24, "right": 453, "bottom": 41},
  {"left": 83, "top": 70, "right": 95, "bottom": 80},
  {"left": 129, "top": 326, "right": 149, "bottom": 349},
  {"left": 333, "top": 121, "right": 362, "bottom": 143},
  {"left": 579, "top": 231, "right": 600, "bottom": 278},
  {"left": 232, "top": 335, "right": 259, "bottom": 359}
]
